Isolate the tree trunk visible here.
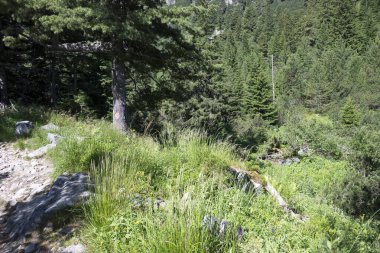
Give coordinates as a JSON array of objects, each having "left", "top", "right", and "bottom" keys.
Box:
[
  {"left": 111, "top": 55, "right": 128, "bottom": 132},
  {"left": 72, "top": 64, "right": 78, "bottom": 94},
  {"left": 49, "top": 59, "right": 57, "bottom": 105},
  {"left": 0, "top": 68, "right": 8, "bottom": 105}
]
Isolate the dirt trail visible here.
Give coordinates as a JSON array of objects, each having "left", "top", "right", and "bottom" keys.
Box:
[{"left": 0, "top": 142, "right": 53, "bottom": 252}]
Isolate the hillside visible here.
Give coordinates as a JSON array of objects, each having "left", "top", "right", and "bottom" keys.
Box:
[{"left": 0, "top": 0, "right": 379, "bottom": 252}]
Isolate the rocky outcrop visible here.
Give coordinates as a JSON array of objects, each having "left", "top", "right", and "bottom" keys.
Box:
[{"left": 5, "top": 173, "right": 91, "bottom": 239}]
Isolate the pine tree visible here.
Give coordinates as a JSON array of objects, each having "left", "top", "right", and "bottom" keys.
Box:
[
  {"left": 341, "top": 97, "right": 360, "bottom": 126},
  {"left": 14, "top": 0, "right": 198, "bottom": 132}
]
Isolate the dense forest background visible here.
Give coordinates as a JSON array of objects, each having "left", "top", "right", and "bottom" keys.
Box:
[{"left": 1, "top": 0, "right": 379, "bottom": 216}]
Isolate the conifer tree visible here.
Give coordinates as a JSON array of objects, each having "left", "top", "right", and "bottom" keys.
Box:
[
  {"left": 13, "top": 0, "right": 198, "bottom": 132},
  {"left": 341, "top": 97, "right": 360, "bottom": 126}
]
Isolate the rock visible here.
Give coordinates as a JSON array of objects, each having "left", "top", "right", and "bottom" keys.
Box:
[
  {"left": 230, "top": 169, "right": 263, "bottom": 193},
  {"left": 59, "top": 243, "right": 86, "bottom": 253},
  {"left": 153, "top": 199, "right": 166, "bottom": 210},
  {"left": 59, "top": 227, "right": 74, "bottom": 236},
  {"left": 131, "top": 194, "right": 167, "bottom": 210},
  {"left": 24, "top": 243, "right": 39, "bottom": 253},
  {"left": 280, "top": 157, "right": 301, "bottom": 166},
  {"left": 5, "top": 173, "right": 91, "bottom": 239},
  {"left": 298, "top": 144, "right": 310, "bottom": 157},
  {"left": 43, "top": 173, "right": 91, "bottom": 215},
  {"left": 202, "top": 215, "right": 244, "bottom": 239},
  {"left": 179, "top": 192, "right": 192, "bottom": 210},
  {"left": 15, "top": 121, "right": 33, "bottom": 136},
  {"left": 27, "top": 143, "right": 56, "bottom": 159},
  {"left": 47, "top": 133, "right": 63, "bottom": 144},
  {"left": 40, "top": 123, "right": 60, "bottom": 131}
]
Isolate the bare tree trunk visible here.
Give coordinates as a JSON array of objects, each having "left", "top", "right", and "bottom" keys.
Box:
[
  {"left": 72, "top": 64, "right": 78, "bottom": 94},
  {"left": 49, "top": 59, "right": 57, "bottom": 105},
  {"left": 111, "top": 55, "right": 128, "bottom": 132},
  {"left": 0, "top": 68, "right": 8, "bottom": 105}
]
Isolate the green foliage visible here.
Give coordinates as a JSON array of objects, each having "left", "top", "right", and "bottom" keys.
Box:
[
  {"left": 260, "top": 112, "right": 343, "bottom": 158},
  {"left": 4, "top": 109, "right": 377, "bottom": 252},
  {"left": 231, "top": 115, "right": 269, "bottom": 149},
  {"left": 0, "top": 106, "right": 50, "bottom": 142},
  {"left": 350, "top": 126, "right": 380, "bottom": 173},
  {"left": 341, "top": 97, "right": 361, "bottom": 126}
]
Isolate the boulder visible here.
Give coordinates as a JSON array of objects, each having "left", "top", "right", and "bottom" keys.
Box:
[
  {"left": 6, "top": 173, "right": 92, "bottom": 239},
  {"left": 40, "top": 123, "right": 60, "bottom": 131},
  {"left": 47, "top": 133, "right": 63, "bottom": 144},
  {"left": 15, "top": 121, "right": 33, "bottom": 136}
]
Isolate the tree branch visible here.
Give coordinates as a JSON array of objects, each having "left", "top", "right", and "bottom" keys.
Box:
[{"left": 48, "top": 41, "right": 112, "bottom": 53}]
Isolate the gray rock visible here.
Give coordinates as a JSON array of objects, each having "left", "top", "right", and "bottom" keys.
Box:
[
  {"left": 15, "top": 121, "right": 33, "bottom": 136},
  {"left": 5, "top": 173, "right": 91, "bottom": 239},
  {"left": 298, "top": 144, "right": 310, "bottom": 157},
  {"left": 59, "top": 243, "right": 86, "bottom": 253},
  {"left": 153, "top": 199, "right": 166, "bottom": 210},
  {"left": 27, "top": 143, "right": 56, "bottom": 159},
  {"left": 165, "top": 0, "right": 175, "bottom": 5},
  {"left": 24, "top": 243, "right": 39, "bottom": 253},
  {"left": 202, "top": 215, "right": 244, "bottom": 239},
  {"left": 47, "top": 133, "right": 63, "bottom": 144},
  {"left": 229, "top": 168, "right": 263, "bottom": 193},
  {"left": 40, "top": 123, "right": 60, "bottom": 131},
  {"left": 59, "top": 226, "right": 74, "bottom": 236},
  {"left": 281, "top": 157, "right": 301, "bottom": 166},
  {"left": 131, "top": 194, "right": 166, "bottom": 210}
]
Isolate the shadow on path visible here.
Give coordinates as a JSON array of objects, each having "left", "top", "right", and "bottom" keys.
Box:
[{"left": 0, "top": 172, "right": 9, "bottom": 183}]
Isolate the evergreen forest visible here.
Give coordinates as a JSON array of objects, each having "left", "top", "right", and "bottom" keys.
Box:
[{"left": 0, "top": 0, "right": 379, "bottom": 252}]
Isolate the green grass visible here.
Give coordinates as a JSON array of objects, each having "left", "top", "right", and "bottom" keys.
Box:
[
  {"left": 0, "top": 106, "right": 51, "bottom": 142},
  {"left": 0, "top": 107, "right": 378, "bottom": 252}
]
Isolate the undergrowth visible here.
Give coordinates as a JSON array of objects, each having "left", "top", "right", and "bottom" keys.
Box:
[{"left": 0, "top": 107, "right": 379, "bottom": 252}]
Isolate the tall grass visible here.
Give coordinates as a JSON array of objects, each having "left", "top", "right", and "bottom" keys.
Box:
[
  {"left": 1, "top": 107, "right": 378, "bottom": 252},
  {"left": 82, "top": 132, "right": 244, "bottom": 252}
]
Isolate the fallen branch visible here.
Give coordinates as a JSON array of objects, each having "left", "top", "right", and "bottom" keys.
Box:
[{"left": 229, "top": 166, "right": 308, "bottom": 221}]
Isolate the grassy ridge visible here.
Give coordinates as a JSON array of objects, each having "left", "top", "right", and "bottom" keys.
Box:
[{"left": 1, "top": 107, "right": 379, "bottom": 252}]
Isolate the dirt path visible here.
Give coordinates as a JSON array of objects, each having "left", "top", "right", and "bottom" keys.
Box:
[{"left": 0, "top": 142, "right": 53, "bottom": 252}]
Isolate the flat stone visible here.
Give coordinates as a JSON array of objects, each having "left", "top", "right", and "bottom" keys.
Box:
[
  {"left": 40, "top": 123, "right": 60, "bottom": 131},
  {"left": 6, "top": 173, "right": 91, "bottom": 239},
  {"left": 27, "top": 144, "right": 56, "bottom": 159}
]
